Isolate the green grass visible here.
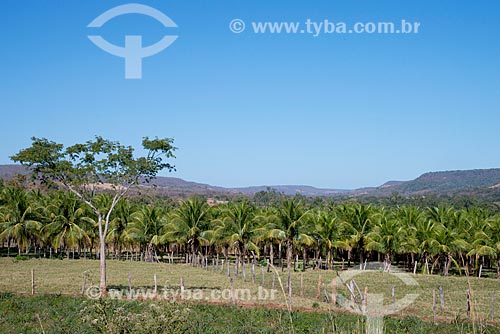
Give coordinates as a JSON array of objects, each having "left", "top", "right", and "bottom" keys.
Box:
[
  {"left": 1, "top": 258, "right": 500, "bottom": 332},
  {"left": 0, "top": 293, "right": 496, "bottom": 334}
]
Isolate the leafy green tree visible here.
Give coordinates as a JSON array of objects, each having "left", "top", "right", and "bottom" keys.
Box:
[
  {"left": 313, "top": 210, "right": 341, "bottom": 269},
  {"left": 366, "top": 208, "right": 404, "bottom": 271},
  {"left": 106, "top": 199, "right": 134, "bottom": 259},
  {"left": 0, "top": 187, "right": 44, "bottom": 255},
  {"left": 393, "top": 206, "right": 424, "bottom": 269},
  {"left": 43, "top": 192, "right": 91, "bottom": 258},
  {"left": 211, "top": 201, "right": 260, "bottom": 264},
  {"left": 11, "top": 136, "right": 176, "bottom": 295},
  {"left": 336, "top": 203, "right": 374, "bottom": 266},
  {"left": 164, "top": 197, "right": 210, "bottom": 256},
  {"left": 128, "top": 205, "right": 167, "bottom": 262},
  {"left": 270, "top": 200, "right": 314, "bottom": 271}
]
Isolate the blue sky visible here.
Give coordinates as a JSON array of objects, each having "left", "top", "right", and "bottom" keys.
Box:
[{"left": 1, "top": 0, "right": 499, "bottom": 189}]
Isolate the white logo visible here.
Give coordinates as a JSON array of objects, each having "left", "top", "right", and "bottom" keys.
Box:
[
  {"left": 334, "top": 270, "right": 420, "bottom": 333},
  {"left": 87, "top": 3, "right": 178, "bottom": 79}
]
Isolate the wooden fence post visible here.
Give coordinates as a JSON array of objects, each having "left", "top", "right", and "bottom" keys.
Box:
[
  {"left": 439, "top": 286, "right": 444, "bottom": 311},
  {"left": 362, "top": 287, "right": 368, "bottom": 314},
  {"left": 317, "top": 275, "right": 322, "bottom": 300},
  {"left": 466, "top": 289, "right": 471, "bottom": 317},
  {"left": 252, "top": 258, "right": 256, "bottom": 284},
  {"left": 392, "top": 285, "right": 396, "bottom": 309},
  {"left": 332, "top": 278, "right": 337, "bottom": 306},
  {"left": 261, "top": 266, "right": 265, "bottom": 287},
  {"left": 350, "top": 280, "right": 355, "bottom": 308},
  {"left": 300, "top": 272, "right": 304, "bottom": 297},
  {"left": 491, "top": 291, "right": 495, "bottom": 321},
  {"left": 433, "top": 289, "right": 437, "bottom": 323},
  {"left": 230, "top": 277, "right": 236, "bottom": 305},
  {"left": 31, "top": 269, "right": 35, "bottom": 295},
  {"left": 81, "top": 272, "right": 87, "bottom": 296},
  {"left": 180, "top": 276, "right": 185, "bottom": 299},
  {"left": 154, "top": 273, "right": 157, "bottom": 297},
  {"left": 128, "top": 272, "right": 132, "bottom": 298}
]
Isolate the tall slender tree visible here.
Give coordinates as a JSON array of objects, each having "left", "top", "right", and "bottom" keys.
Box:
[{"left": 11, "top": 136, "right": 176, "bottom": 295}]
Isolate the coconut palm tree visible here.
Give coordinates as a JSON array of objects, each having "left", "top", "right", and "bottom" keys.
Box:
[
  {"left": 366, "top": 208, "right": 404, "bottom": 271},
  {"left": 43, "top": 192, "right": 91, "bottom": 258},
  {"left": 0, "top": 187, "right": 44, "bottom": 255},
  {"left": 128, "top": 205, "right": 167, "bottom": 262},
  {"left": 163, "top": 197, "right": 210, "bottom": 258},
  {"left": 313, "top": 210, "right": 341, "bottom": 269},
  {"left": 269, "top": 200, "right": 314, "bottom": 271},
  {"left": 393, "top": 206, "right": 424, "bottom": 270},
  {"left": 336, "top": 203, "right": 374, "bottom": 267},
  {"left": 208, "top": 201, "right": 260, "bottom": 265},
  {"left": 106, "top": 199, "right": 134, "bottom": 259}
]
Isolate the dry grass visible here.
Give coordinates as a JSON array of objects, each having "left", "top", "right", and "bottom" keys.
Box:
[{"left": 1, "top": 257, "right": 500, "bottom": 323}]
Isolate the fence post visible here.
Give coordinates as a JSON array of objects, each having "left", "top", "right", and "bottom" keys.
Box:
[
  {"left": 392, "top": 285, "right": 396, "bottom": 309},
  {"left": 127, "top": 272, "right": 133, "bottom": 298},
  {"left": 180, "top": 276, "right": 185, "bottom": 299},
  {"left": 466, "top": 289, "right": 471, "bottom": 317},
  {"left": 491, "top": 291, "right": 495, "bottom": 321},
  {"left": 433, "top": 289, "right": 437, "bottom": 323},
  {"left": 230, "top": 277, "right": 236, "bottom": 305},
  {"left": 261, "top": 266, "right": 265, "bottom": 287},
  {"left": 252, "top": 257, "right": 256, "bottom": 284},
  {"left": 31, "top": 269, "right": 35, "bottom": 295},
  {"left": 332, "top": 278, "right": 337, "bottom": 306},
  {"left": 439, "top": 286, "right": 444, "bottom": 311},
  {"left": 362, "top": 287, "right": 368, "bottom": 314},
  {"left": 81, "top": 272, "right": 87, "bottom": 296},
  {"left": 300, "top": 272, "right": 304, "bottom": 297},
  {"left": 350, "top": 280, "right": 355, "bottom": 308},
  {"left": 317, "top": 275, "right": 322, "bottom": 300},
  {"left": 154, "top": 273, "right": 157, "bottom": 298}
]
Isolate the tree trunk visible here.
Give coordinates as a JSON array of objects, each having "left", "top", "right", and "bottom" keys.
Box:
[
  {"left": 269, "top": 243, "right": 274, "bottom": 267},
  {"left": 97, "top": 213, "right": 107, "bottom": 297},
  {"left": 327, "top": 249, "right": 331, "bottom": 270},
  {"left": 303, "top": 248, "right": 307, "bottom": 271},
  {"left": 443, "top": 253, "right": 452, "bottom": 276},
  {"left": 286, "top": 239, "right": 292, "bottom": 271},
  {"left": 497, "top": 256, "right": 500, "bottom": 279}
]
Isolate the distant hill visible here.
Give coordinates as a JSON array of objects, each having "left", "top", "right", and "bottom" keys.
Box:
[
  {"left": 232, "top": 185, "right": 349, "bottom": 197},
  {"left": 1, "top": 164, "right": 500, "bottom": 198},
  {"left": 375, "top": 169, "right": 500, "bottom": 195}
]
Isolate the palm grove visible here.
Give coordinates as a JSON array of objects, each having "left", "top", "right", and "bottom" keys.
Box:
[{"left": 1, "top": 139, "right": 500, "bottom": 296}]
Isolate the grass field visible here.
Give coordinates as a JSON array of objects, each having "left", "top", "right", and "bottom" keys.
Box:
[{"left": 1, "top": 257, "right": 500, "bottom": 333}]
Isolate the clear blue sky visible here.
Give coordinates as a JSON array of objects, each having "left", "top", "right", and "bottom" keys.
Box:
[{"left": 1, "top": 0, "right": 499, "bottom": 189}]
